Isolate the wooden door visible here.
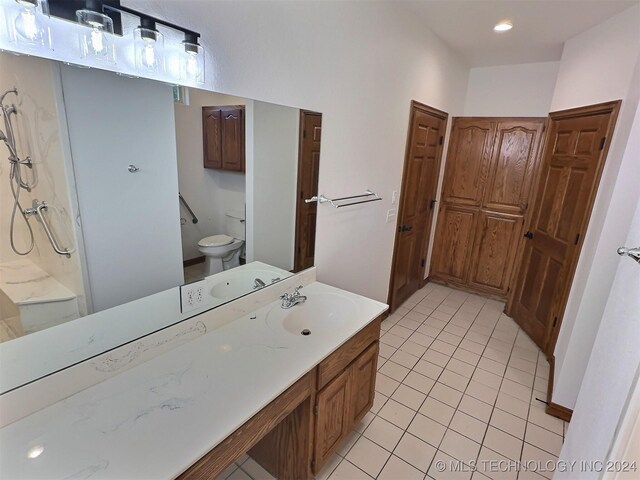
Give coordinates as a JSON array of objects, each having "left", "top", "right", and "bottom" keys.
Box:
[
  {"left": 202, "top": 107, "right": 222, "bottom": 169},
  {"left": 430, "top": 205, "right": 478, "bottom": 283},
  {"left": 349, "top": 342, "right": 378, "bottom": 425},
  {"left": 508, "top": 101, "right": 621, "bottom": 352},
  {"left": 221, "top": 106, "right": 245, "bottom": 171},
  {"left": 314, "top": 368, "right": 351, "bottom": 469},
  {"left": 294, "top": 111, "right": 322, "bottom": 272},
  {"left": 388, "top": 101, "right": 448, "bottom": 311}
]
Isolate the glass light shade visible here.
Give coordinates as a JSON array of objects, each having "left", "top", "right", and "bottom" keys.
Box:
[
  {"left": 134, "top": 27, "right": 164, "bottom": 73},
  {"left": 11, "top": 0, "right": 50, "bottom": 49},
  {"left": 180, "top": 41, "right": 204, "bottom": 84},
  {"left": 76, "top": 9, "right": 115, "bottom": 63}
]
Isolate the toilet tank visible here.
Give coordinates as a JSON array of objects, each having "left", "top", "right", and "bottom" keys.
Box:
[{"left": 225, "top": 210, "right": 246, "bottom": 240}]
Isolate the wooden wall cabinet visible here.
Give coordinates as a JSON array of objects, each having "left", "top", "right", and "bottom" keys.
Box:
[
  {"left": 202, "top": 105, "right": 245, "bottom": 172},
  {"left": 430, "top": 118, "right": 545, "bottom": 298}
]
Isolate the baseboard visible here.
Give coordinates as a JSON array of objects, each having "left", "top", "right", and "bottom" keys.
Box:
[
  {"left": 183, "top": 256, "right": 205, "bottom": 268},
  {"left": 545, "top": 354, "right": 573, "bottom": 422}
]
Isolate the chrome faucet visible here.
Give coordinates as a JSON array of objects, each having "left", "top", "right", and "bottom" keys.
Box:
[
  {"left": 280, "top": 286, "right": 307, "bottom": 309},
  {"left": 254, "top": 278, "right": 266, "bottom": 289}
]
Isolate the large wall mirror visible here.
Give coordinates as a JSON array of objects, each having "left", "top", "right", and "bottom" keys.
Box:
[{"left": 0, "top": 51, "right": 321, "bottom": 392}]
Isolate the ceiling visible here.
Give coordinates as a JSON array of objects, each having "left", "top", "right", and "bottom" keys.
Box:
[{"left": 401, "top": 0, "right": 639, "bottom": 66}]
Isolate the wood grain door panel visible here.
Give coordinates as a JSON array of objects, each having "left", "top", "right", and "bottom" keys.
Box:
[
  {"left": 221, "top": 107, "right": 245, "bottom": 171},
  {"left": 314, "top": 369, "right": 352, "bottom": 469},
  {"left": 430, "top": 206, "right": 477, "bottom": 283},
  {"left": 469, "top": 211, "right": 523, "bottom": 295},
  {"left": 442, "top": 119, "right": 495, "bottom": 206},
  {"left": 349, "top": 342, "right": 378, "bottom": 425},
  {"left": 509, "top": 102, "right": 620, "bottom": 352},
  {"left": 202, "top": 107, "right": 222, "bottom": 169},
  {"left": 483, "top": 121, "right": 545, "bottom": 214}
]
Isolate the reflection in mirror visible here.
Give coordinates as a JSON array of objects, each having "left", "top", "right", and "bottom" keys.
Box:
[{"left": 0, "top": 51, "right": 321, "bottom": 361}]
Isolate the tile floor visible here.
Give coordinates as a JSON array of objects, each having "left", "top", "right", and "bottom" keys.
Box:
[
  {"left": 219, "top": 282, "right": 569, "bottom": 480},
  {"left": 184, "top": 262, "right": 207, "bottom": 283}
]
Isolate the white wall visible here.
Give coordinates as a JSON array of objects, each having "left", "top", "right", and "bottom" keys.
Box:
[
  {"left": 252, "top": 101, "right": 299, "bottom": 271},
  {"left": 549, "top": 5, "right": 640, "bottom": 410},
  {"left": 557, "top": 100, "right": 640, "bottom": 477},
  {"left": 126, "top": 0, "right": 470, "bottom": 302},
  {"left": 61, "top": 66, "right": 184, "bottom": 312},
  {"left": 0, "top": 54, "right": 87, "bottom": 315},
  {"left": 463, "top": 61, "right": 560, "bottom": 117},
  {"left": 175, "top": 89, "right": 247, "bottom": 261}
]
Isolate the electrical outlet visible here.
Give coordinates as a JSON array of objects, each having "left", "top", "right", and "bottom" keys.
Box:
[{"left": 180, "top": 279, "right": 207, "bottom": 313}]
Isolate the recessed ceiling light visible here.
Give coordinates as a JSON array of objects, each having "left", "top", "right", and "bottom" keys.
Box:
[{"left": 494, "top": 21, "right": 513, "bottom": 32}]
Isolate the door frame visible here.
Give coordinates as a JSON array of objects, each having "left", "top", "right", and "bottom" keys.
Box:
[
  {"left": 387, "top": 100, "right": 448, "bottom": 312},
  {"left": 293, "top": 110, "right": 322, "bottom": 273},
  {"left": 505, "top": 100, "right": 621, "bottom": 356}
]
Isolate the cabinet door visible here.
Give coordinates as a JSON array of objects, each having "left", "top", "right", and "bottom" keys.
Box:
[
  {"left": 314, "top": 369, "right": 352, "bottom": 469},
  {"left": 430, "top": 205, "right": 478, "bottom": 283},
  {"left": 468, "top": 211, "right": 523, "bottom": 295},
  {"left": 221, "top": 107, "right": 245, "bottom": 171},
  {"left": 483, "top": 120, "right": 545, "bottom": 215},
  {"left": 202, "top": 107, "right": 222, "bottom": 169},
  {"left": 441, "top": 119, "right": 495, "bottom": 207},
  {"left": 349, "top": 342, "right": 378, "bottom": 425}
]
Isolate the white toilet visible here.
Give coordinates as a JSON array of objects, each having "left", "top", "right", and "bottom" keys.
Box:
[{"left": 198, "top": 210, "right": 246, "bottom": 276}]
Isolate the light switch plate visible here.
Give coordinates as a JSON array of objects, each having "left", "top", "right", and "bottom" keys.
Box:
[
  {"left": 392, "top": 190, "right": 399, "bottom": 205},
  {"left": 386, "top": 209, "right": 397, "bottom": 224},
  {"left": 180, "top": 279, "right": 207, "bottom": 313}
]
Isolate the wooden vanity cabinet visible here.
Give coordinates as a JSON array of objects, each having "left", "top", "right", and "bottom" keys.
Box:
[{"left": 202, "top": 105, "right": 245, "bottom": 172}]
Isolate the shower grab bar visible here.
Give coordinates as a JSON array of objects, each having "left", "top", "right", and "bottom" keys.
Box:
[
  {"left": 179, "top": 192, "right": 199, "bottom": 224},
  {"left": 304, "top": 189, "right": 382, "bottom": 208},
  {"left": 23, "top": 199, "right": 71, "bottom": 258}
]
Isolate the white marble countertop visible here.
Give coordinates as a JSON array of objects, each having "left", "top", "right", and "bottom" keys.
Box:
[{"left": 0, "top": 281, "right": 387, "bottom": 479}]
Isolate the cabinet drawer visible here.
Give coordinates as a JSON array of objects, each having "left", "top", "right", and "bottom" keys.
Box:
[{"left": 317, "top": 317, "right": 381, "bottom": 390}]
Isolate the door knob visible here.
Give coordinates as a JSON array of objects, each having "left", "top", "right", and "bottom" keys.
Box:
[
  {"left": 398, "top": 225, "right": 413, "bottom": 233},
  {"left": 617, "top": 246, "right": 640, "bottom": 263},
  {"left": 523, "top": 231, "right": 534, "bottom": 239}
]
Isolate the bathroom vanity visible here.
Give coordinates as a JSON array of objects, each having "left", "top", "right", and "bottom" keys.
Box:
[{"left": 0, "top": 276, "right": 387, "bottom": 480}]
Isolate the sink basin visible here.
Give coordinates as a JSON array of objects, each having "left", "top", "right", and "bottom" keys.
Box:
[
  {"left": 210, "top": 269, "right": 284, "bottom": 300},
  {"left": 265, "top": 292, "right": 359, "bottom": 335}
]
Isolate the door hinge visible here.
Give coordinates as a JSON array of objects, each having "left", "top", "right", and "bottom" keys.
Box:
[
  {"left": 553, "top": 316, "right": 558, "bottom": 328},
  {"left": 297, "top": 246, "right": 302, "bottom": 254},
  {"left": 524, "top": 231, "right": 534, "bottom": 239},
  {"left": 599, "top": 137, "right": 606, "bottom": 150},
  {"left": 439, "top": 136, "right": 444, "bottom": 145},
  {"left": 303, "top": 130, "right": 307, "bottom": 139},
  {"left": 421, "top": 259, "right": 426, "bottom": 267},
  {"left": 574, "top": 233, "right": 580, "bottom": 245},
  {"left": 313, "top": 404, "right": 318, "bottom": 415}
]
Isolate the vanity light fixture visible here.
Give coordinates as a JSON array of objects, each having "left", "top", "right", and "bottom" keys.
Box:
[
  {"left": 76, "top": 1, "right": 115, "bottom": 63},
  {"left": 180, "top": 32, "right": 204, "bottom": 84},
  {"left": 27, "top": 445, "right": 44, "bottom": 459},
  {"left": 9, "top": 0, "right": 51, "bottom": 49},
  {"left": 493, "top": 21, "right": 513, "bottom": 32},
  {"left": 133, "top": 17, "right": 164, "bottom": 73}
]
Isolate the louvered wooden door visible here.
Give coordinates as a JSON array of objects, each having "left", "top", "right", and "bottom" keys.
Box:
[
  {"left": 430, "top": 118, "right": 545, "bottom": 297},
  {"left": 508, "top": 102, "right": 620, "bottom": 351}
]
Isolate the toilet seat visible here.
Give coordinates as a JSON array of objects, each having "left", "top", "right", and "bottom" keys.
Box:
[{"left": 198, "top": 234, "right": 234, "bottom": 248}]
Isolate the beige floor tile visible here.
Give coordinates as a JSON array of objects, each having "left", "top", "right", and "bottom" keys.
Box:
[
  {"left": 327, "top": 459, "right": 373, "bottom": 480},
  {"left": 381, "top": 332, "right": 405, "bottom": 348},
  {"left": 424, "top": 349, "right": 452, "bottom": 368},
  {"left": 414, "top": 359, "right": 445, "bottom": 380},
  {"left": 378, "top": 455, "right": 425, "bottom": 480},
  {"left": 524, "top": 423, "right": 563, "bottom": 456},
  {"left": 432, "top": 310, "right": 453, "bottom": 322},
  {"left": 447, "top": 358, "right": 476, "bottom": 378},
  {"left": 391, "top": 350, "right": 421, "bottom": 369},
  {"left": 371, "top": 391, "right": 389, "bottom": 414},
  {"left": 410, "top": 331, "right": 437, "bottom": 348},
  {"left": 216, "top": 463, "right": 238, "bottom": 480},
  {"left": 379, "top": 399, "right": 416, "bottom": 430},
  {"left": 407, "top": 413, "right": 447, "bottom": 448},
  {"left": 392, "top": 384, "right": 427, "bottom": 411},
  {"left": 504, "top": 366, "right": 534, "bottom": 387},
  {"left": 465, "top": 380, "right": 499, "bottom": 405},
  {"left": 242, "top": 457, "right": 276, "bottom": 479},
  {"left": 439, "top": 331, "right": 464, "bottom": 347},
  {"left": 458, "top": 394, "right": 493, "bottom": 423},
  {"left": 403, "top": 371, "right": 437, "bottom": 395},
  {"left": 398, "top": 317, "right": 423, "bottom": 330},
  {"left": 419, "top": 396, "right": 456, "bottom": 426},
  {"left": 440, "top": 369, "right": 471, "bottom": 392},
  {"left": 376, "top": 373, "right": 401, "bottom": 397},
  {"left": 346, "top": 436, "right": 391, "bottom": 478},
  {"left": 520, "top": 443, "right": 557, "bottom": 479},
  {"left": 477, "top": 357, "right": 507, "bottom": 376},
  {"left": 440, "top": 429, "right": 481, "bottom": 464},
  {"left": 428, "top": 450, "right": 472, "bottom": 480},
  {"left": 445, "top": 324, "right": 469, "bottom": 338},
  {"left": 227, "top": 467, "right": 252, "bottom": 480},
  {"left": 431, "top": 339, "right": 458, "bottom": 356},
  {"left": 454, "top": 348, "right": 482, "bottom": 365},
  {"left": 471, "top": 369, "right": 503, "bottom": 390},
  {"left": 508, "top": 357, "right": 536, "bottom": 375},
  {"left": 465, "top": 331, "right": 490, "bottom": 346},
  {"left": 380, "top": 361, "right": 410, "bottom": 382},
  {"left": 499, "top": 378, "right": 531, "bottom": 402},
  {"left": 482, "top": 348, "right": 510, "bottom": 366},
  {"left": 475, "top": 446, "right": 517, "bottom": 480},
  {"left": 337, "top": 429, "right": 360, "bottom": 456},
  {"left": 390, "top": 325, "right": 415, "bottom": 340},
  {"left": 483, "top": 426, "right": 523, "bottom": 461},
  {"left": 378, "top": 343, "right": 396, "bottom": 359},
  {"left": 527, "top": 403, "right": 563, "bottom": 435},
  {"left": 431, "top": 382, "right": 464, "bottom": 408},
  {"left": 354, "top": 411, "right": 376, "bottom": 433},
  {"left": 394, "top": 432, "right": 437, "bottom": 472},
  {"left": 489, "top": 408, "right": 526, "bottom": 439},
  {"left": 418, "top": 324, "right": 443, "bottom": 339},
  {"left": 315, "top": 453, "right": 343, "bottom": 480},
  {"left": 495, "top": 391, "right": 529, "bottom": 419},
  {"left": 486, "top": 338, "right": 512, "bottom": 354},
  {"left": 400, "top": 341, "right": 429, "bottom": 358},
  {"left": 426, "top": 318, "right": 448, "bottom": 330},
  {"left": 449, "top": 410, "right": 488, "bottom": 443},
  {"left": 363, "top": 416, "right": 404, "bottom": 451}
]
